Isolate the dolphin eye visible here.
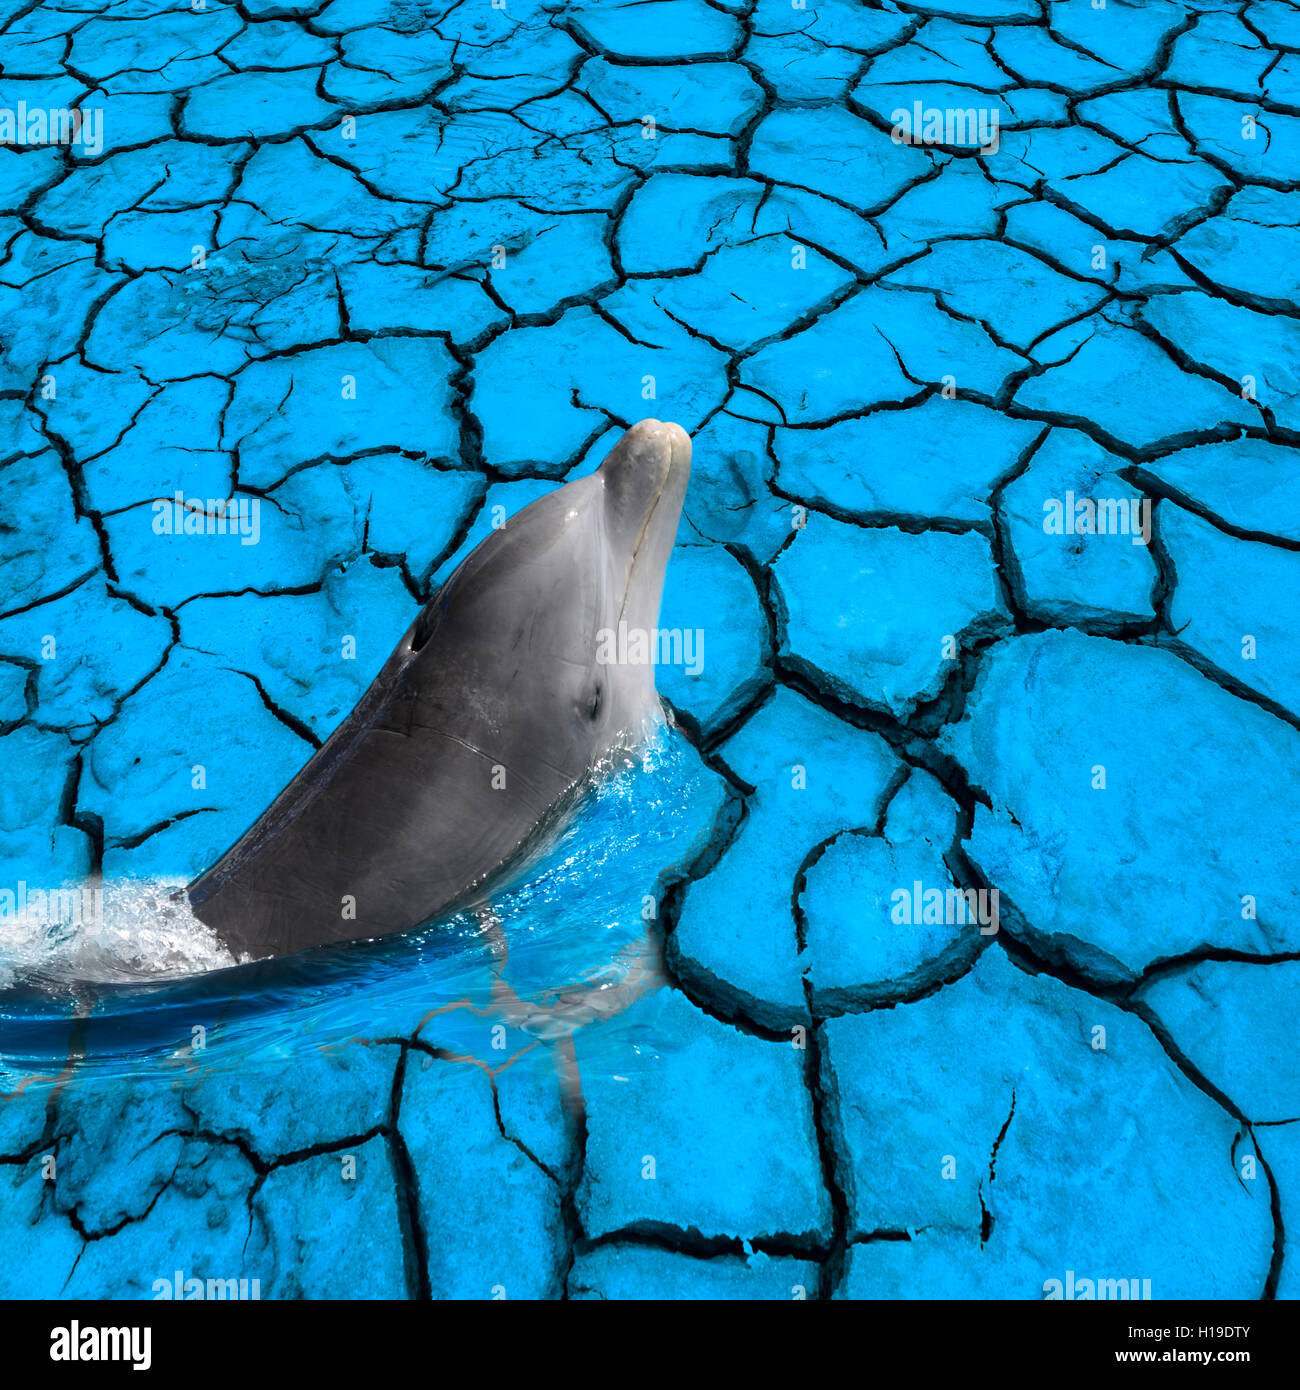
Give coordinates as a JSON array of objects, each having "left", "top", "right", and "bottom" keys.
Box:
[
  {"left": 410, "top": 609, "right": 436, "bottom": 653},
  {"left": 410, "top": 590, "right": 449, "bottom": 653},
  {"left": 587, "top": 681, "right": 604, "bottom": 722}
]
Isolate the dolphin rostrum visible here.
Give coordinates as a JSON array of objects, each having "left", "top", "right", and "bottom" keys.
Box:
[{"left": 186, "top": 419, "right": 691, "bottom": 963}]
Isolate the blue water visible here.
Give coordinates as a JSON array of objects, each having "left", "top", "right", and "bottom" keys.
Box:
[{"left": 0, "top": 728, "right": 721, "bottom": 1083}]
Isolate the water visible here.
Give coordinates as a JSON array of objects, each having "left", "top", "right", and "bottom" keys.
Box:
[{"left": 0, "top": 725, "right": 724, "bottom": 1088}]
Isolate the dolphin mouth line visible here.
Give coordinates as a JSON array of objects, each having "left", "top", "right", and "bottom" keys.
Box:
[{"left": 615, "top": 462, "right": 669, "bottom": 628}]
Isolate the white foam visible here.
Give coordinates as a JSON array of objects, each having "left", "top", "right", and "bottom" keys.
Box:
[{"left": 0, "top": 877, "right": 236, "bottom": 989}]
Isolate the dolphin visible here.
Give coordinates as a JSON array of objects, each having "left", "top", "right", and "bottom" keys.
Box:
[{"left": 186, "top": 419, "right": 691, "bottom": 963}]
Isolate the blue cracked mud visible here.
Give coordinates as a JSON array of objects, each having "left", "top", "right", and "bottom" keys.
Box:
[{"left": 0, "top": 0, "right": 1297, "bottom": 1300}]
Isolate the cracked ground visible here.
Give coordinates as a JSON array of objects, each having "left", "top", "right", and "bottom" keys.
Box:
[{"left": 1, "top": 0, "right": 1299, "bottom": 1300}]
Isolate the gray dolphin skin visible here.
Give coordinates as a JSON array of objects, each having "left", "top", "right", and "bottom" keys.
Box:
[{"left": 186, "top": 419, "right": 691, "bottom": 963}]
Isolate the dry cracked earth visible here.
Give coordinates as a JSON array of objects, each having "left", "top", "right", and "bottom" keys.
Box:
[{"left": 1, "top": 0, "right": 1299, "bottom": 1300}]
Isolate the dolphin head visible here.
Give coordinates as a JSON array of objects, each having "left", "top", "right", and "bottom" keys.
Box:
[
  {"left": 405, "top": 419, "right": 691, "bottom": 781},
  {"left": 593, "top": 417, "right": 692, "bottom": 723}
]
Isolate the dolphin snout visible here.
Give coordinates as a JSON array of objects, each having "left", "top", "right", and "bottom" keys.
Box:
[{"left": 599, "top": 418, "right": 691, "bottom": 527}]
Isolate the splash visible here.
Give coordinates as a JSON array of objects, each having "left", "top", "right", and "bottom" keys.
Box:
[
  {"left": 0, "top": 877, "right": 236, "bottom": 992},
  {"left": 0, "top": 724, "right": 725, "bottom": 1078}
]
